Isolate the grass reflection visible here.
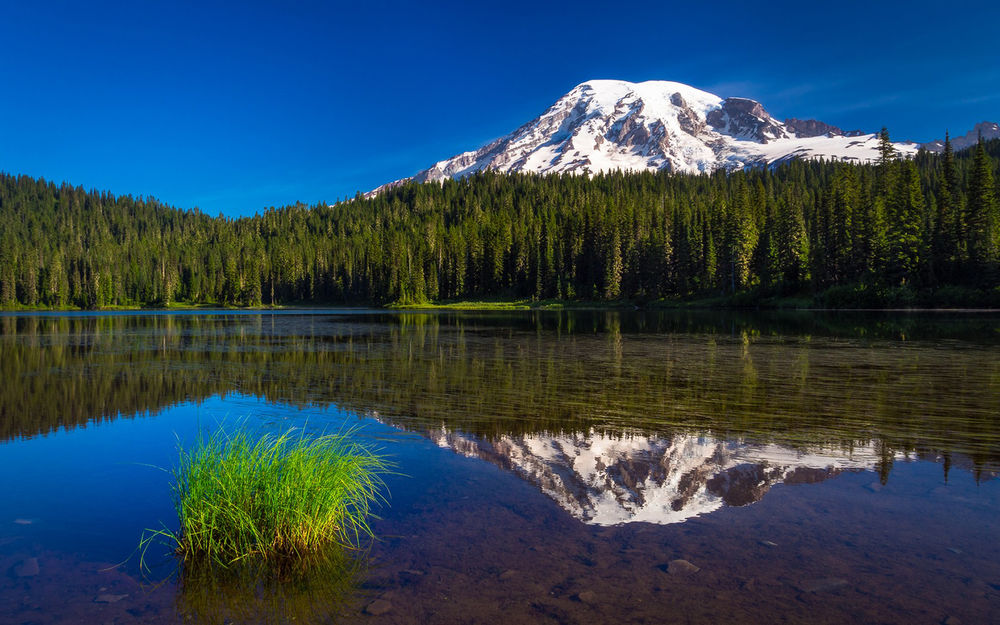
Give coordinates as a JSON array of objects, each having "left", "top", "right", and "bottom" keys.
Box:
[{"left": 175, "top": 546, "right": 364, "bottom": 625}]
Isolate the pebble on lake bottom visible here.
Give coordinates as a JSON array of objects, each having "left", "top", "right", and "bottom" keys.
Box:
[
  {"left": 14, "top": 557, "right": 40, "bottom": 577},
  {"left": 364, "top": 599, "right": 393, "bottom": 616},
  {"left": 667, "top": 559, "right": 700, "bottom": 575},
  {"left": 798, "top": 578, "right": 849, "bottom": 593},
  {"left": 576, "top": 590, "right": 597, "bottom": 604},
  {"left": 399, "top": 569, "right": 425, "bottom": 582},
  {"left": 94, "top": 594, "right": 128, "bottom": 604},
  {"left": 498, "top": 569, "right": 517, "bottom": 581}
]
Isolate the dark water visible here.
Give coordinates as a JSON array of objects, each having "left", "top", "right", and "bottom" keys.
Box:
[{"left": 1, "top": 310, "right": 998, "bottom": 624}]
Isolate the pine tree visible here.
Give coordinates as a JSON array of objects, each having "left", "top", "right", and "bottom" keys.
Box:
[
  {"left": 932, "top": 133, "right": 961, "bottom": 281},
  {"left": 603, "top": 229, "right": 623, "bottom": 300},
  {"left": 876, "top": 127, "right": 898, "bottom": 198},
  {"left": 721, "top": 180, "right": 758, "bottom": 292},
  {"left": 0, "top": 250, "right": 15, "bottom": 307},
  {"left": 829, "top": 167, "right": 860, "bottom": 281},
  {"left": 966, "top": 137, "right": 998, "bottom": 275},
  {"left": 886, "top": 161, "right": 927, "bottom": 285},
  {"left": 775, "top": 194, "right": 809, "bottom": 287}
]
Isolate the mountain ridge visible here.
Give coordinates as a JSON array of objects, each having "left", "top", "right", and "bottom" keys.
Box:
[{"left": 371, "top": 79, "right": 996, "bottom": 195}]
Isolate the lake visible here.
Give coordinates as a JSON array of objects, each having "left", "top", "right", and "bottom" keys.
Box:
[{"left": 1, "top": 310, "right": 998, "bottom": 624}]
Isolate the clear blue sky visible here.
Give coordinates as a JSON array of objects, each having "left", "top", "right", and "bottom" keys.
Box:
[{"left": 1, "top": 0, "right": 997, "bottom": 217}]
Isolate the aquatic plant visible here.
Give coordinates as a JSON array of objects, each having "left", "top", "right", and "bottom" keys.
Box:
[{"left": 152, "top": 427, "right": 388, "bottom": 566}]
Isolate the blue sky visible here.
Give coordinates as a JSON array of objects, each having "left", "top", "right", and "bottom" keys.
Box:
[{"left": 1, "top": 0, "right": 998, "bottom": 217}]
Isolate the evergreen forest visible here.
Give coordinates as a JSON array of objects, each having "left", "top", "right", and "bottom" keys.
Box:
[{"left": 1, "top": 132, "right": 998, "bottom": 309}]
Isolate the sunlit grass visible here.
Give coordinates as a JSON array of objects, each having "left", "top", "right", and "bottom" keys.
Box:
[{"left": 148, "top": 427, "right": 388, "bottom": 567}]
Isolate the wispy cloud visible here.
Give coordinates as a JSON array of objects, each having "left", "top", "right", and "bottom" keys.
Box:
[
  {"left": 700, "top": 76, "right": 854, "bottom": 108},
  {"left": 957, "top": 93, "right": 1000, "bottom": 106},
  {"left": 770, "top": 79, "right": 851, "bottom": 101},
  {"left": 823, "top": 92, "right": 910, "bottom": 114}
]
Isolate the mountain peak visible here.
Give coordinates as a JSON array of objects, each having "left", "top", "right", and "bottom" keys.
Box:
[
  {"left": 371, "top": 79, "right": 932, "bottom": 195},
  {"left": 572, "top": 79, "right": 724, "bottom": 108},
  {"left": 922, "top": 121, "right": 1000, "bottom": 152}
]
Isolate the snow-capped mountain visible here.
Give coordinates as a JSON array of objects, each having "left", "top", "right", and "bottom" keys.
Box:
[
  {"left": 374, "top": 79, "right": 927, "bottom": 193},
  {"left": 921, "top": 121, "right": 1000, "bottom": 152},
  {"left": 423, "top": 426, "right": 901, "bottom": 526}
]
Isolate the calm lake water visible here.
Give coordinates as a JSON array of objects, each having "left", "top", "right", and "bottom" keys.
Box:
[{"left": 1, "top": 310, "right": 998, "bottom": 624}]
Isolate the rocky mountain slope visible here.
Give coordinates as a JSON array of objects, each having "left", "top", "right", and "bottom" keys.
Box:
[
  {"left": 373, "top": 79, "right": 963, "bottom": 194},
  {"left": 921, "top": 121, "right": 1000, "bottom": 152}
]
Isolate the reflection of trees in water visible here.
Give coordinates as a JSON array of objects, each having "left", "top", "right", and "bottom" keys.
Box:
[
  {"left": 1, "top": 311, "right": 999, "bottom": 476},
  {"left": 175, "top": 547, "right": 364, "bottom": 625}
]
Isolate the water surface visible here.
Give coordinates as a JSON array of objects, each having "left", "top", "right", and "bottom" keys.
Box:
[{"left": 1, "top": 310, "right": 998, "bottom": 624}]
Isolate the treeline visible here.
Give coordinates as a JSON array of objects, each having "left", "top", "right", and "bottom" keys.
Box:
[
  {"left": 1, "top": 133, "right": 998, "bottom": 308},
  {"left": 3, "top": 312, "right": 998, "bottom": 476}
]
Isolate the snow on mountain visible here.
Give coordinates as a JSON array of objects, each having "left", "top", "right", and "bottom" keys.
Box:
[
  {"left": 921, "top": 121, "right": 1000, "bottom": 152},
  {"left": 422, "top": 426, "right": 899, "bottom": 526},
  {"left": 372, "top": 79, "right": 925, "bottom": 194}
]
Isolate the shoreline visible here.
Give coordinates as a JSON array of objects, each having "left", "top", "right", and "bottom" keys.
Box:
[{"left": 2, "top": 300, "right": 999, "bottom": 314}]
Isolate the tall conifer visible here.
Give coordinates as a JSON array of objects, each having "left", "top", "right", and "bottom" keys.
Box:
[{"left": 966, "top": 137, "right": 998, "bottom": 273}]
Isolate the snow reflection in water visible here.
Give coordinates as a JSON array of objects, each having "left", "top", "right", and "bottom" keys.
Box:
[{"left": 411, "top": 425, "right": 904, "bottom": 524}]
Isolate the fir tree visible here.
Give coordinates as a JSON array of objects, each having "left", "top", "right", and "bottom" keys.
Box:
[
  {"left": 876, "top": 127, "right": 898, "bottom": 198},
  {"left": 774, "top": 194, "right": 809, "bottom": 287},
  {"left": 932, "top": 133, "right": 961, "bottom": 280},
  {"left": 966, "top": 137, "right": 998, "bottom": 275},
  {"left": 886, "top": 161, "right": 927, "bottom": 286}
]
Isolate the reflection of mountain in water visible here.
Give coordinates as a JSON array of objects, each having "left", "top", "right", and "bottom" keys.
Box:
[{"left": 422, "top": 427, "right": 898, "bottom": 525}]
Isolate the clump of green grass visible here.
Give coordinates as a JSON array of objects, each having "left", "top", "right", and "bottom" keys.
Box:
[{"left": 156, "top": 427, "right": 388, "bottom": 566}]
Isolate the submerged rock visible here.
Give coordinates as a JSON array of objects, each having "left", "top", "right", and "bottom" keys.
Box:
[
  {"left": 758, "top": 540, "right": 778, "bottom": 547},
  {"left": 94, "top": 594, "right": 128, "bottom": 603},
  {"left": 798, "top": 578, "right": 849, "bottom": 593},
  {"left": 364, "top": 599, "right": 393, "bottom": 616},
  {"left": 14, "top": 557, "right": 39, "bottom": 577},
  {"left": 667, "top": 559, "right": 700, "bottom": 575},
  {"left": 576, "top": 590, "right": 597, "bottom": 604},
  {"left": 499, "top": 569, "right": 517, "bottom": 581},
  {"left": 399, "top": 569, "right": 425, "bottom": 583}
]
